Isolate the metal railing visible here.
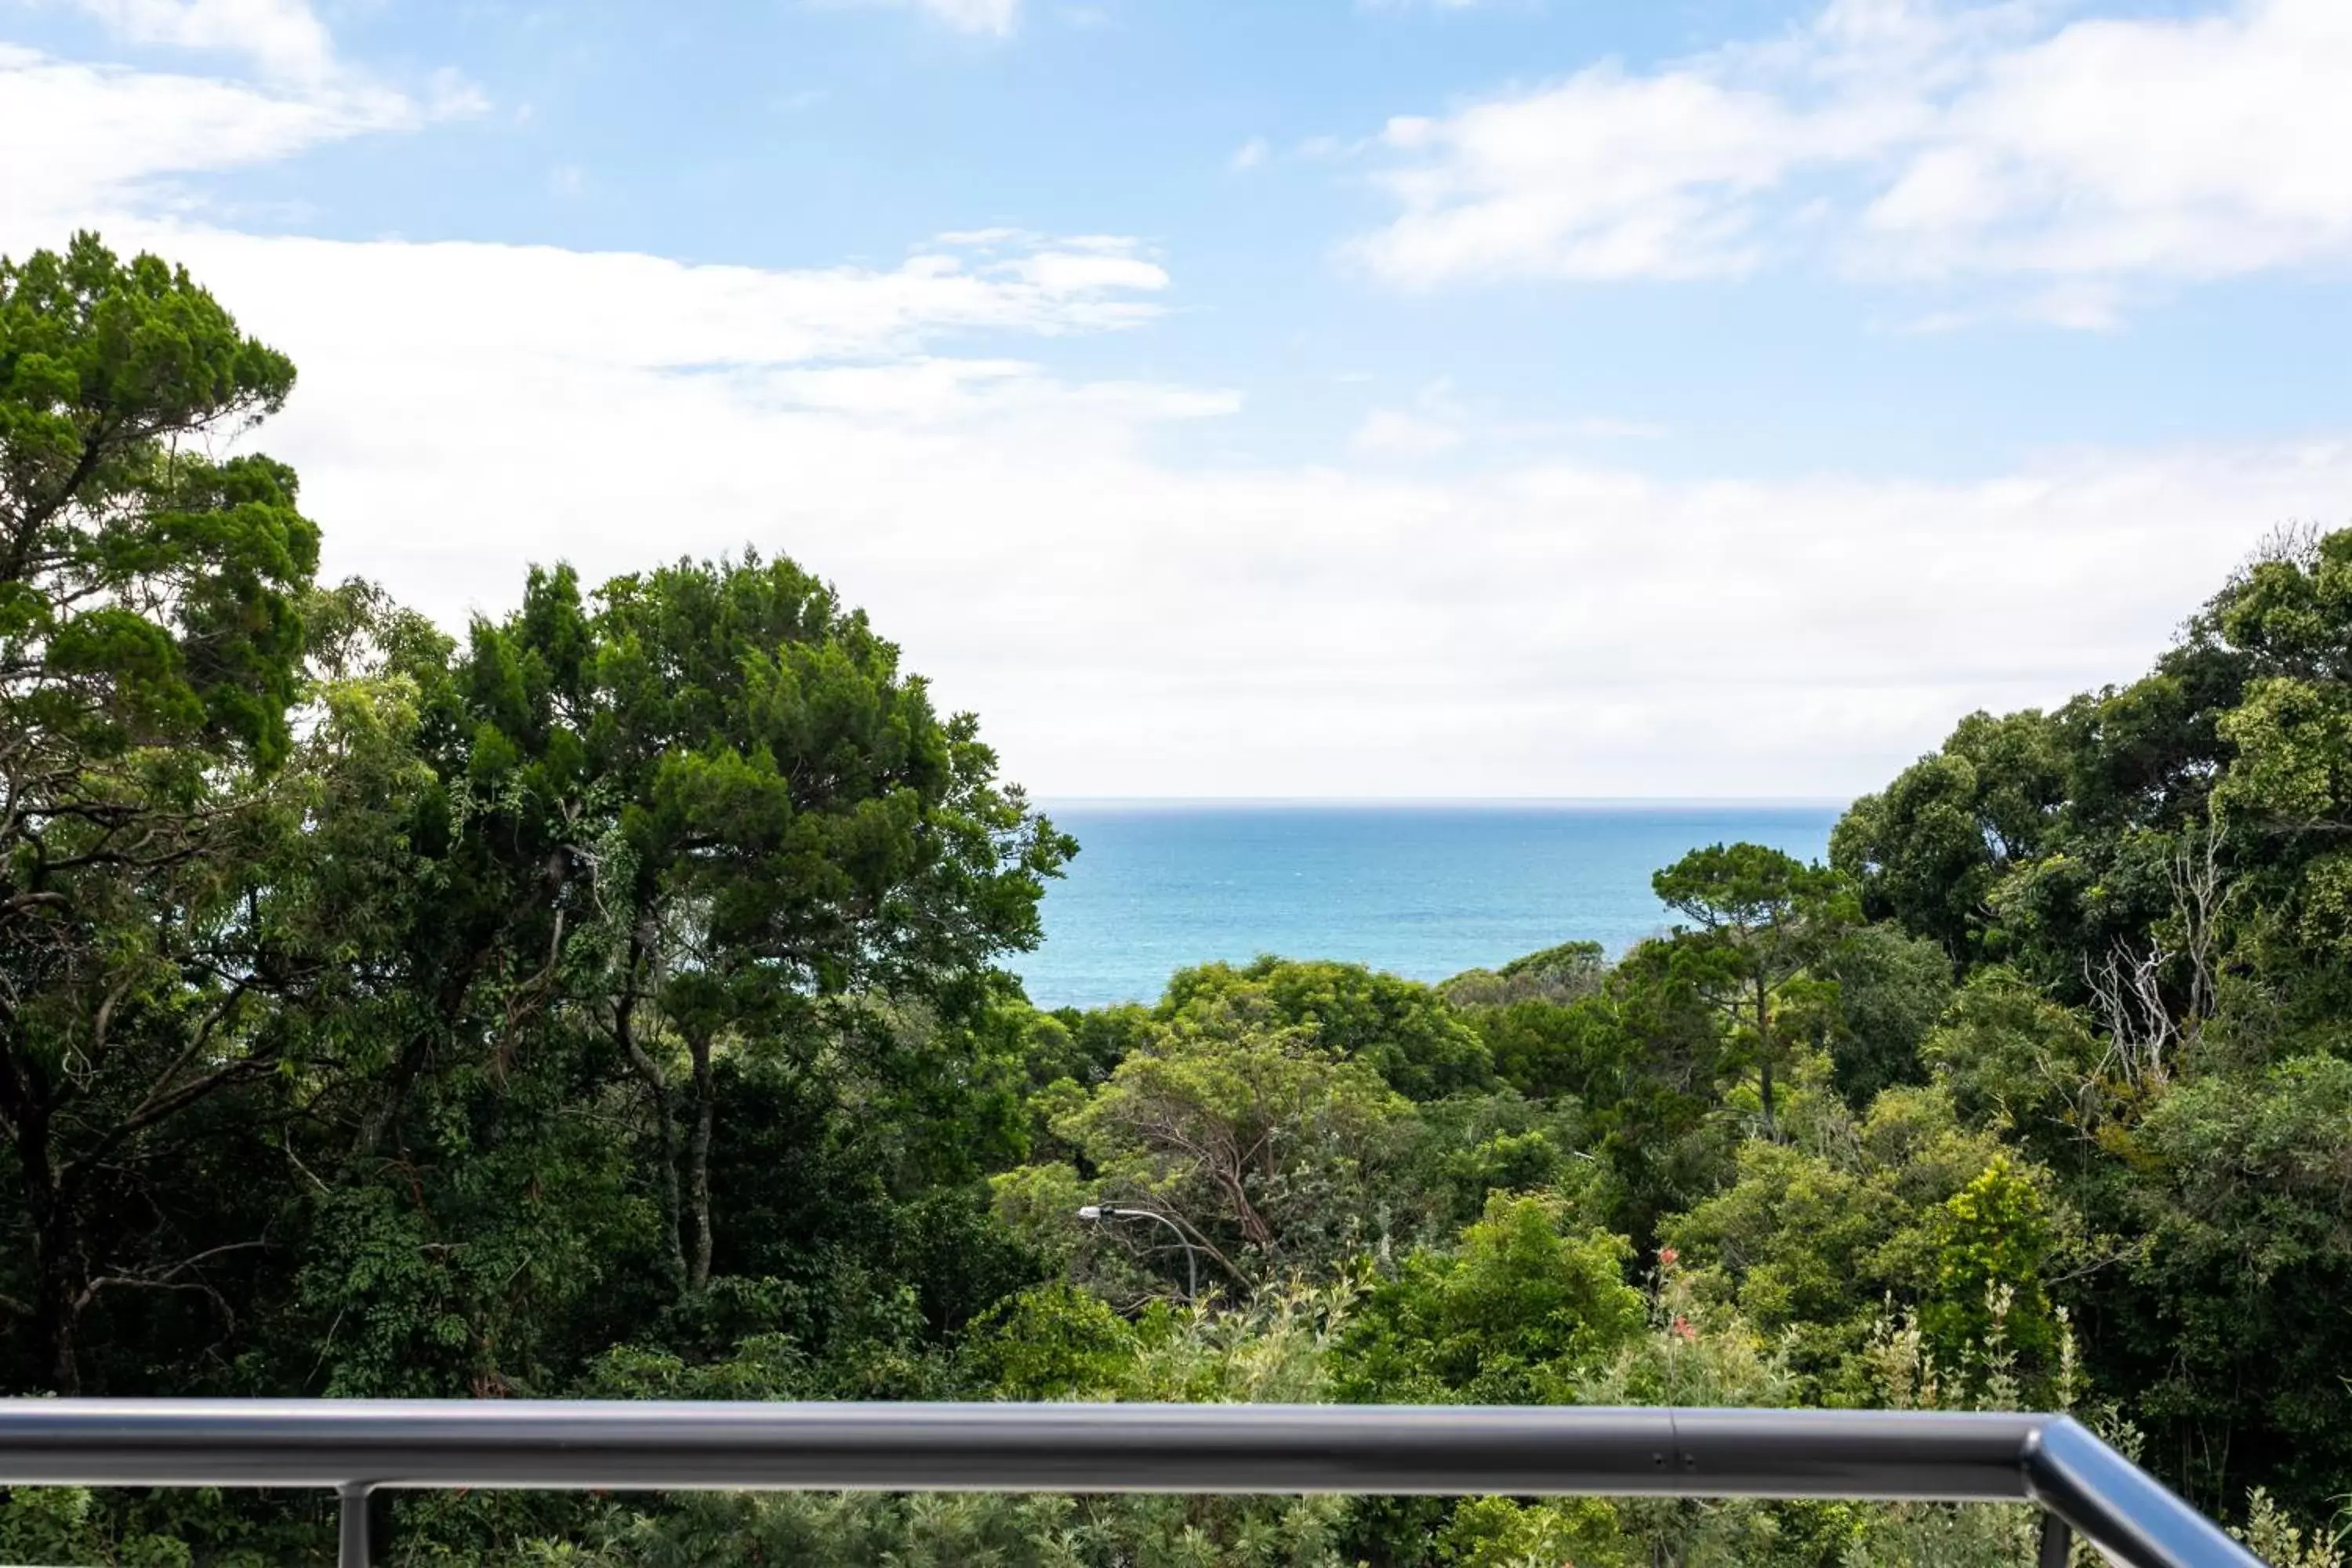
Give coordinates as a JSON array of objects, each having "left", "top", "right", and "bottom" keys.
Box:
[{"left": 0, "top": 1400, "right": 2267, "bottom": 1568}]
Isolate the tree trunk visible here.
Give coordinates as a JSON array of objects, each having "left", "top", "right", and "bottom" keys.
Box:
[
  {"left": 16, "top": 1094, "right": 82, "bottom": 1392},
  {"left": 356, "top": 950, "right": 495, "bottom": 1159},
  {"left": 615, "top": 990, "right": 687, "bottom": 1295},
  {"left": 1754, "top": 973, "right": 1778, "bottom": 1142},
  {"left": 33, "top": 1231, "right": 81, "bottom": 1394},
  {"left": 686, "top": 1030, "right": 715, "bottom": 1295},
  {"left": 354, "top": 1033, "right": 431, "bottom": 1159}
]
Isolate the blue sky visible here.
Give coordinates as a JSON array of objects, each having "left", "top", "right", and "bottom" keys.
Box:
[{"left": 5, "top": 0, "right": 2350, "bottom": 797}]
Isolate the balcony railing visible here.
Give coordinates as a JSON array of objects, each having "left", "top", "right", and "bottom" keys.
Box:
[{"left": 0, "top": 1400, "right": 2267, "bottom": 1568}]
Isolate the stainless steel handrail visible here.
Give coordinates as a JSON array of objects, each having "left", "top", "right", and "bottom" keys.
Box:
[{"left": 0, "top": 1400, "right": 2268, "bottom": 1568}]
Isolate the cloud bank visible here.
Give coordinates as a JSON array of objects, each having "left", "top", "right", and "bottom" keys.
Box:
[
  {"left": 0, "top": 7, "right": 2336, "bottom": 799},
  {"left": 124, "top": 215, "right": 2327, "bottom": 800},
  {"left": 1356, "top": 0, "right": 2352, "bottom": 305}
]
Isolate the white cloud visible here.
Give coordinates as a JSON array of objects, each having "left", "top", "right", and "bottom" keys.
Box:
[
  {"left": 1356, "top": 0, "right": 2352, "bottom": 299},
  {"left": 1896, "top": 279, "right": 2130, "bottom": 335},
  {"left": 1358, "top": 67, "right": 1828, "bottom": 283},
  {"left": 109, "top": 224, "right": 1170, "bottom": 374},
  {"left": 1229, "top": 136, "right": 1269, "bottom": 172},
  {"left": 0, "top": 45, "right": 431, "bottom": 238},
  {"left": 5, "top": 30, "right": 2336, "bottom": 800},
  {"left": 74, "top": 0, "right": 336, "bottom": 82},
  {"left": 935, "top": 226, "right": 1033, "bottom": 248},
  {"left": 1004, "top": 245, "right": 1168, "bottom": 297},
  {"left": 1864, "top": 0, "right": 2352, "bottom": 279},
  {"left": 122, "top": 208, "right": 2318, "bottom": 798},
  {"left": 2, "top": 0, "right": 485, "bottom": 243}
]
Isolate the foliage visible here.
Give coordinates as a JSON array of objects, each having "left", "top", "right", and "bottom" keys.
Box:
[
  {"left": 1335, "top": 1192, "right": 1645, "bottom": 1405},
  {"left": 7, "top": 234, "right": 2352, "bottom": 1565},
  {"left": 2236, "top": 1489, "right": 2350, "bottom": 1568},
  {"left": 0, "top": 234, "right": 323, "bottom": 1392},
  {"left": 1816, "top": 920, "right": 1955, "bottom": 1107},
  {"left": 1160, "top": 957, "right": 1494, "bottom": 1099},
  {"left": 1668, "top": 1083, "right": 2072, "bottom": 1403},
  {"left": 0, "top": 1488, "right": 189, "bottom": 1566},
  {"left": 2113, "top": 1053, "right": 2352, "bottom": 1509},
  {"left": 961, "top": 1281, "right": 1136, "bottom": 1399},
  {"left": 1438, "top": 940, "right": 1609, "bottom": 1010},
  {"left": 1435, "top": 1495, "right": 1628, "bottom": 1568},
  {"left": 1823, "top": 523, "right": 2352, "bottom": 1520},
  {"left": 1036, "top": 987, "right": 1412, "bottom": 1289},
  {"left": 1651, "top": 842, "right": 1854, "bottom": 1140},
  {"left": 1918, "top": 1155, "right": 2060, "bottom": 1379}
]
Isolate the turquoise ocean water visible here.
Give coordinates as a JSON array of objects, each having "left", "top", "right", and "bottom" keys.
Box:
[{"left": 1015, "top": 803, "right": 1843, "bottom": 1010}]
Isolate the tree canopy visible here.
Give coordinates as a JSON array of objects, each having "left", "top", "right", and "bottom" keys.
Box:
[{"left": 3, "top": 233, "right": 2349, "bottom": 1568}]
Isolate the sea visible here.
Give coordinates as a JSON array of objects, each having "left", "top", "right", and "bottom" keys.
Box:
[{"left": 1014, "top": 803, "right": 1844, "bottom": 1011}]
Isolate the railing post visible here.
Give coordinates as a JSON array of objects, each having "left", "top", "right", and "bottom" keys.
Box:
[
  {"left": 338, "top": 1483, "right": 376, "bottom": 1568},
  {"left": 2039, "top": 1510, "right": 2074, "bottom": 1568}
]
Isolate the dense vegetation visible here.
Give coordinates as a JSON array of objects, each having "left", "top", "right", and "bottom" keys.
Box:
[{"left": 2, "top": 235, "right": 2347, "bottom": 1566}]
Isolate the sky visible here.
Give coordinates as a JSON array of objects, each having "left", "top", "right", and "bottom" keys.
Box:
[{"left": 4, "top": 0, "right": 2350, "bottom": 800}]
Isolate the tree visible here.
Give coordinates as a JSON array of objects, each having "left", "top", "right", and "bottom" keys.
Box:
[
  {"left": 1666, "top": 1086, "right": 2069, "bottom": 1401},
  {"left": 0, "top": 234, "right": 320, "bottom": 1390},
  {"left": 2205, "top": 529, "right": 2352, "bottom": 1036},
  {"left": 1919, "top": 966, "right": 2106, "bottom": 1174},
  {"left": 441, "top": 555, "right": 1073, "bottom": 1301},
  {"left": 1159, "top": 957, "right": 1494, "bottom": 1100},
  {"left": 1918, "top": 1152, "right": 2060, "bottom": 1378},
  {"left": 1038, "top": 989, "right": 1410, "bottom": 1289},
  {"left": 1817, "top": 920, "right": 1955, "bottom": 1108},
  {"left": 2109, "top": 1054, "right": 2352, "bottom": 1516},
  {"left": 1519, "top": 938, "right": 1740, "bottom": 1247},
  {"left": 1438, "top": 940, "right": 1608, "bottom": 1010},
  {"left": 1335, "top": 1192, "right": 1645, "bottom": 1406},
  {"left": 1831, "top": 710, "right": 2068, "bottom": 963},
  {"left": 1652, "top": 843, "right": 1851, "bottom": 1141}
]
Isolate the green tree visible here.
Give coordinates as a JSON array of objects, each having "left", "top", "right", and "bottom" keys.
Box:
[
  {"left": 1831, "top": 711, "right": 2068, "bottom": 964},
  {"left": 1525, "top": 938, "right": 1742, "bottom": 1247},
  {"left": 1819, "top": 526, "right": 2352, "bottom": 1517},
  {"left": 1336, "top": 1192, "right": 1645, "bottom": 1406},
  {"left": 2114, "top": 1054, "right": 2352, "bottom": 1514},
  {"left": 1160, "top": 957, "right": 1494, "bottom": 1100},
  {"left": 1436, "top": 1495, "right": 1629, "bottom": 1568},
  {"left": 1918, "top": 1153, "right": 2060, "bottom": 1377},
  {"left": 440, "top": 555, "right": 1072, "bottom": 1301},
  {"left": 1652, "top": 843, "right": 1851, "bottom": 1140},
  {"left": 1666, "top": 1086, "right": 2069, "bottom": 1400},
  {"left": 1817, "top": 920, "right": 1955, "bottom": 1108},
  {"left": 1032, "top": 990, "right": 1411, "bottom": 1290},
  {"left": 1438, "top": 940, "right": 1608, "bottom": 1011},
  {"left": 1919, "top": 967, "right": 2105, "bottom": 1172},
  {"left": 960, "top": 1281, "right": 1136, "bottom": 1399},
  {"left": 0, "top": 234, "right": 320, "bottom": 1390}
]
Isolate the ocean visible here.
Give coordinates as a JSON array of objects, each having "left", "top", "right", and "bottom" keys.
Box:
[{"left": 1014, "top": 803, "right": 1845, "bottom": 1011}]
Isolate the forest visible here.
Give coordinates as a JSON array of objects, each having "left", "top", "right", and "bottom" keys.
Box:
[{"left": 2, "top": 234, "right": 2348, "bottom": 1566}]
